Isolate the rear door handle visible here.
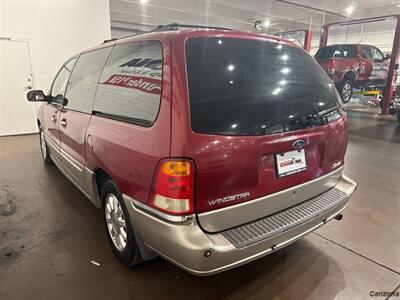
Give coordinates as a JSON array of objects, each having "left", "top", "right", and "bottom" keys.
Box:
[
  {"left": 51, "top": 115, "right": 57, "bottom": 122},
  {"left": 60, "top": 119, "right": 67, "bottom": 127}
]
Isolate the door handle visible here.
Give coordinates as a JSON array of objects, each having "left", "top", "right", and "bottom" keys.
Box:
[
  {"left": 60, "top": 119, "right": 67, "bottom": 127},
  {"left": 51, "top": 115, "right": 57, "bottom": 122},
  {"left": 24, "top": 85, "right": 33, "bottom": 90}
]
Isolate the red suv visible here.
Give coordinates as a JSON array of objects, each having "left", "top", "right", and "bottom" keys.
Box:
[
  {"left": 315, "top": 44, "right": 390, "bottom": 102},
  {"left": 27, "top": 25, "right": 356, "bottom": 275}
]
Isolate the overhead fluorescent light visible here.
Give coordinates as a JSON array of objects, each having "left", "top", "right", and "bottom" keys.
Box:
[
  {"left": 263, "top": 20, "right": 271, "bottom": 27},
  {"left": 345, "top": 5, "right": 354, "bottom": 15}
]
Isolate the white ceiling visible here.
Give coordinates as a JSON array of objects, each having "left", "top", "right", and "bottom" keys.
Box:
[{"left": 110, "top": 0, "right": 400, "bottom": 34}]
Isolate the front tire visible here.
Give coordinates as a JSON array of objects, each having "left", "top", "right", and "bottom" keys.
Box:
[
  {"left": 102, "top": 180, "right": 143, "bottom": 267},
  {"left": 340, "top": 79, "right": 353, "bottom": 103},
  {"left": 39, "top": 127, "right": 52, "bottom": 165}
]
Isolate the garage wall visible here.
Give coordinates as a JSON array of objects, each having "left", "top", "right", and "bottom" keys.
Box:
[
  {"left": 0, "top": 0, "right": 111, "bottom": 135},
  {"left": 309, "top": 19, "right": 397, "bottom": 55}
]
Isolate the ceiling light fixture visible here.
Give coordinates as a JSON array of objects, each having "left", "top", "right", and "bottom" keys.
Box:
[
  {"left": 140, "top": 0, "right": 148, "bottom": 4},
  {"left": 263, "top": 20, "right": 270, "bottom": 27},
  {"left": 345, "top": 5, "right": 354, "bottom": 15}
]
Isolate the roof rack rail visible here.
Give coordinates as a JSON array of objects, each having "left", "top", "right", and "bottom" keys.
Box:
[
  {"left": 152, "top": 23, "right": 234, "bottom": 32},
  {"left": 102, "top": 38, "right": 118, "bottom": 44}
]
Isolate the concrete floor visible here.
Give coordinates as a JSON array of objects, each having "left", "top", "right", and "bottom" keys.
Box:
[{"left": 0, "top": 110, "right": 399, "bottom": 300}]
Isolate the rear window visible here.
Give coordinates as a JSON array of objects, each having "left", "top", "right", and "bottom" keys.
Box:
[
  {"left": 94, "top": 41, "right": 162, "bottom": 126},
  {"left": 315, "top": 45, "right": 357, "bottom": 60},
  {"left": 186, "top": 37, "right": 342, "bottom": 136}
]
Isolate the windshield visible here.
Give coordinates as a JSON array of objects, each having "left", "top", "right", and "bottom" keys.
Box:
[{"left": 186, "top": 37, "right": 342, "bottom": 136}]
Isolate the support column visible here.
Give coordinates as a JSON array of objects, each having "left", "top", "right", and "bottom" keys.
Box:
[{"left": 381, "top": 15, "right": 400, "bottom": 114}]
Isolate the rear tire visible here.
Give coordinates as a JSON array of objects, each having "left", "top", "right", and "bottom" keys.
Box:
[
  {"left": 101, "top": 179, "right": 143, "bottom": 267},
  {"left": 340, "top": 79, "right": 353, "bottom": 103},
  {"left": 39, "top": 127, "right": 52, "bottom": 165}
]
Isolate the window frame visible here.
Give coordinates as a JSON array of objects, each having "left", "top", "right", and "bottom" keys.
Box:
[
  {"left": 361, "top": 46, "right": 373, "bottom": 60},
  {"left": 370, "top": 46, "right": 385, "bottom": 63},
  {"left": 92, "top": 40, "right": 164, "bottom": 127},
  {"left": 48, "top": 57, "right": 78, "bottom": 108},
  {"left": 62, "top": 46, "right": 114, "bottom": 114}
]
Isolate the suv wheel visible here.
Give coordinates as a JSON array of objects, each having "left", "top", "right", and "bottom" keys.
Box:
[
  {"left": 102, "top": 180, "right": 143, "bottom": 267},
  {"left": 39, "top": 127, "right": 52, "bottom": 165},
  {"left": 340, "top": 80, "right": 353, "bottom": 103}
]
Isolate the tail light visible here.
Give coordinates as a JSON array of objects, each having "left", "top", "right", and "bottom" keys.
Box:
[
  {"left": 326, "top": 59, "right": 336, "bottom": 76},
  {"left": 149, "top": 159, "right": 195, "bottom": 215}
]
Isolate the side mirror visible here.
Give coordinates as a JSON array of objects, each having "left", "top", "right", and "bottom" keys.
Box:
[
  {"left": 385, "top": 54, "right": 391, "bottom": 60},
  {"left": 27, "top": 90, "right": 47, "bottom": 102}
]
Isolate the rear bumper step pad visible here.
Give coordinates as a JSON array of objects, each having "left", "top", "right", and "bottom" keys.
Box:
[{"left": 222, "top": 188, "right": 347, "bottom": 249}]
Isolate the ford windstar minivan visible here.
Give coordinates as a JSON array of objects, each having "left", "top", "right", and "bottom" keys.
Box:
[{"left": 27, "top": 24, "right": 356, "bottom": 275}]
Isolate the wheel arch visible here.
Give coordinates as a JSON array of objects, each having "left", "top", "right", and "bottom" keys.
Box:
[
  {"left": 94, "top": 167, "right": 157, "bottom": 261},
  {"left": 342, "top": 71, "right": 356, "bottom": 83}
]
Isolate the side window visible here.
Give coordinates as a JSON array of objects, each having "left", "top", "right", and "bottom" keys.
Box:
[
  {"left": 361, "top": 46, "right": 373, "bottom": 60},
  {"left": 94, "top": 41, "right": 163, "bottom": 126},
  {"left": 371, "top": 47, "right": 384, "bottom": 62},
  {"left": 50, "top": 58, "right": 77, "bottom": 105},
  {"left": 64, "top": 47, "right": 112, "bottom": 113}
]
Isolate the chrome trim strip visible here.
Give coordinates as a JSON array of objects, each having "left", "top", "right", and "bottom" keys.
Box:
[
  {"left": 44, "top": 133, "right": 83, "bottom": 172},
  {"left": 49, "top": 152, "right": 93, "bottom": 200},
  {"left": 126, "top": 195, "right": 194, "bottom": 224}
]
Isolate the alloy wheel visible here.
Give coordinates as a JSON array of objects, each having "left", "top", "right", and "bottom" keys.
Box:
[{"left": 105, "top": 193, "right": 128, "bottom": 252}]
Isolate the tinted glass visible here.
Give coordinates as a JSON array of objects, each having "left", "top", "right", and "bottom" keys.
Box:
[
  {"left": 64, "top": 47, "right": 112, "bottom": 113},
  {"left": 51, "top": 58, "right": 76, "bottom": 105},
  {"left": 186, "top": 37, "right": 342, "bottom": 136},
  {"left": 371, "top": 47, "right": 384, "bottom": 61},
  {"left": 94, "top": 41, "right": 163, "bottom": 125},
  {"left": 315, "top": 45, "right": 357, "bottom": 59},
  {"left": 361, "top": 46, "right": 373, "bottom": 59}
]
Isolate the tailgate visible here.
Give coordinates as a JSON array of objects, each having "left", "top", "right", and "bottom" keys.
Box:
[{"left": 182, "top": 36, "right": 348, "bottom": 233}]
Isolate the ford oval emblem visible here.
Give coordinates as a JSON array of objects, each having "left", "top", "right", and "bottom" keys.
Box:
[{"left": 293, "top": 139, "right": 305, "bottom": 150}]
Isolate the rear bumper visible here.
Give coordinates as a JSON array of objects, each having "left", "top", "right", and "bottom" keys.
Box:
[{"left": 123, "top": 174, "right": 356, "bottom": 276}]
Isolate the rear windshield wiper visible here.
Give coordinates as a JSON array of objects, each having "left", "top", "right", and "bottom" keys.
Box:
[{"left": 317, "top": 106, "right": 341, "bottom": 117}]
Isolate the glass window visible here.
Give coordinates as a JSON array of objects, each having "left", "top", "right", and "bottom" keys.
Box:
[
  {"left": 371, "top": 47, "right": 384, "bottom": 62},
  {"left": 93, "top": 41, "right": 163, "bottom": 126},
  {"left": 186, "top": 37, "right": 342, "bottom": 136},
  {"left": 315, "top": 45, "right": 357, "bottom": 60},
  {"left": 361, "top": 47, "right": 373, "bottom": 60},
  {"left": 64, "top": 47, "right": 112, "bottom": 113},
  {"left": 50, "top": 58, "right": 76, "bottom": 105}
]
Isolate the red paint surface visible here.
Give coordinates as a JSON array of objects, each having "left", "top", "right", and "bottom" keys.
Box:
[{"left": 39, "top": 29, "right": 349, "bottom": 215}]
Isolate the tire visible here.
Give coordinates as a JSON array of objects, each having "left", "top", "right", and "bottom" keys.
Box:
[
  {"left": 340, "top": 79, "right": 353, "bottom": 103},
  {"left": 39, "top": 127, "right": 52, "bottom": 165},
  {"left": 397, "top": 112, "right": 400, "bottom": 125},
  {"left": 101, "top": 179, "right": 143, "bottom": 267}
]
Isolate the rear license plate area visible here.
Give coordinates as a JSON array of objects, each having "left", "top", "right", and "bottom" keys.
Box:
[{"left": 276, "top": 149, "right": 307, "bottom": 178}]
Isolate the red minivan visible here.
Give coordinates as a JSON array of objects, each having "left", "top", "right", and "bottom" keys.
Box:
[{"left": 27, "top": 24, "right": 356, "bottom": 275}]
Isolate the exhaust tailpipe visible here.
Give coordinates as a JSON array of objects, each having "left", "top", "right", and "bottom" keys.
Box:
[{"left": 334, "top": 214, "right": 343, "bottom": 221}]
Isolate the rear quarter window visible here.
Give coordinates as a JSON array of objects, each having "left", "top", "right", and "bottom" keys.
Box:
[
  {"left": 93, "top": 40, "right": 163, "bottom": 126},
  {"left": 315, "top": 45, "right": 357, "bottom": 60}
]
